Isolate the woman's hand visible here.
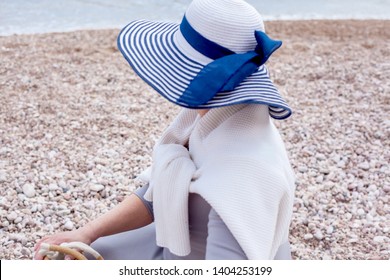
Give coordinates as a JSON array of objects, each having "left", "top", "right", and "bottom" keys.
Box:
[
  {"left": 34, "top": 226, "right": 93, "bottom": 260},
  {"left": 34, "top": 193, "right": 153, "bottom": 260}
]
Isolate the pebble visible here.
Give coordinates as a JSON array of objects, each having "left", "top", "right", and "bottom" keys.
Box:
[
  {"left": 0, "top": 197, "right": 10, "bottom": 209},
  {"left": 0, "top": 170, "right": 7, "bottom": 182},
  {"left": 6, "top": 211, "right": 18, "bottom": 222},
  {"left": 89, "top": 183, "right": 104, "bottom": 192},
  {"left": 63, "top": 193, "right": 72, "bottom": 200},
  {"left": 304, "top": 234, "right": 313, "bottom": 240},
  {"left": 367, "top": 184, "right": 377, "bottom": 192},
  {"left": 315, "top": 153, "right": 326, "bottom": 161},
  {"left": 314, "top": 230, "right": 324, "bottom": 240},
  {"left": 345, "top": 213, "right": 353, "bottom": 220},
  {"left": 57, "top": 209, "right": 71, "bottom": 216},
  {"left": 326, "top": 226, "right": 334, "bottom": 234},
  {"left": 319, "top": 167, "right": 330, "bottom": 175},
  {"left": 47, "top": 150, "right": 57, "bottom": 159},
  {"left": 13, "top": 217, "right": 23, "bottom": 224},
  {"left": 358, "top": 162, "right": 370, "bottom": 171},
  {"left": 2, "top": 220, "right": 10, "bottom": 227},
  {"left": 316, "top": 175, "right": 324, "bottom": 183},
  {"left": 337, "top": 160, "right": 346, "bottom": 168},
  {"left": 22, "top": 183, "right": 36, "bottom": 198},
  {"left": 58, "top": 180, "right": 67, "bottom": 189},
  {"left": 357, "top": 208, "right": 366, "bottom": 216},
  {"left": 298, "top": 166, "right": 308, "bottom": 173},
  {"left": 348, "top": 238, "right": 359, "bottom": 243},
  {"left": 63, "top": 220, "right": 74, "bottom": 230},
  {"left": 373, "top": 236, "right": 388, "bottom": 244},
  {"left": 42, "top": 210, "right": 54, "bottom": 217},
  {"left": 9, "top": 233, "right": 27, "bottom": 245},
  {"left": 21, "top": 248, "right": 31, "bottom": 256},
  {"left": 48, "top": 183, "right": 58, "bottom": 191}
]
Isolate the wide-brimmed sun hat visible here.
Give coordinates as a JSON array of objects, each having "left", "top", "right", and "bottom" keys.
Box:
[{"left": 118, "top": 0, "right": 292, "bottom": 119}]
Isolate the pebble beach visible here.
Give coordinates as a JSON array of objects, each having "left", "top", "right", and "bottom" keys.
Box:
[{"left": 0, "top": 20, "right": 389, "bottom": 260}]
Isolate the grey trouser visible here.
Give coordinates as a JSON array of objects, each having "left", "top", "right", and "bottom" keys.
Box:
[{"left": 91, "top": 185, "right": 292, "bottom": 260}]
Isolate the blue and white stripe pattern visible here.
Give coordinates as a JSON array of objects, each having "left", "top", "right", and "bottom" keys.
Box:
[{"left": 117, "top": 20, "right": 292, "bottom": 119}]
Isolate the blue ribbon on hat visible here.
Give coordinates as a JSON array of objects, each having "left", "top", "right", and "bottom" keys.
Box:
[{"left": 178, "top": 16, "right": 282, "bottom": 107}]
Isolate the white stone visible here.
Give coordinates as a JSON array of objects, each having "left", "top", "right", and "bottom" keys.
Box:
[
  {"left": 316, "top": 175, "right": 324, "bottom": 183},
  {"left": 9, "top": 233, "right": 25, "bottom": 242},
  {"left": 57, "top": 209, "right": 71, "bottom": 216},
  {"left": 87, "top": 171, "right": 94, "bottom": 178},
  {"left": 320, "top": 167, "right": 330, "bottom": 175},
  {"left": 6, "top": 211, "right": 18, "bottom": 221},
  {"left": 22, "top": 183, "right": 36, "bottom": 198},
  {"left": 358, "top": 162, "right": 370, "bottom": 171},
  {"left": 89, "top": 183, "right": 104, "bottom": 192},
  {"left": 347, "top": 238, "right": 359, "bottom": 243},
  {"left": 0, "top": 170, "right": 7, "bottom": 182},
  {"left": 298, "top": 166, "right": 308, "bottom": 173},
  {"left": 367, "top": 184, "right": 377, "bottom": 192},
  {"left": 337, "top": 160, "right": 346, "bottom": 168},
  {"left": 42, "top": 210, "right": 53, "bottom": 217},
  {"left": 365, "top": 213, "right": 374, "bottom": 222},
  {"left": 314, "top": 230, "right": 324, "bottom": 240},
  {"left": 58, "top": 180, "right": 67, "bottom": 189},
  {"left": 21, "top": 248, "right": 31, "bottom": 256},
  {"left": 48, "top": 183, "right": 58, "bottom": 191},
  {"left": 357, "top": 208, "right": 365, "bottom": 216},
  {"left": 13, "top": 217, "right": 22, "bottom": 224},
  {"left": 373, "top": 236, "right": 389, "bottom": 243},
  {"left": 315, "top": 153, "right": 326, "bottom": 161},
  {"left": 304, "top": 234, "right": 313, "bottom": 240},
  {"left": 0, "top": 197, "right": 10, "bottom": 209},
  {"left": 47, "top": 150, "right": 57, "bottom": 159},
  {"left": 326, "top": 226, "right": 334, "bottom": 234},
  {"left": 63, "top": 220, "right": 74, "bottom": 230}
]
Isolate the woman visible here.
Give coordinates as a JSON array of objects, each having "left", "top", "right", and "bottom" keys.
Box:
[{"left": 35, "top": 0, "right": 295, "bottom": 260}]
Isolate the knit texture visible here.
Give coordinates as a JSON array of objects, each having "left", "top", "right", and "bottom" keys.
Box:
[
  {"left": 144, "top": 144, "right": 196, "bottom": 255},
  {"left": 141, "top": 104, "right": 295, "bottom": 259}
]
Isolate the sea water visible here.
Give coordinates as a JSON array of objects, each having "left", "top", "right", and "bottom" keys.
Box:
[{"left": 0, "top": 0, "right": 389, "bottom": 36}]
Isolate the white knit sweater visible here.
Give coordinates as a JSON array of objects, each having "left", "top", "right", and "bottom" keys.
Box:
[{"left": 140, "top": 104, "right": 295, "bottom": 259}]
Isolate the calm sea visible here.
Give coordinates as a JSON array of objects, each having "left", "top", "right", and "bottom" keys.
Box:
[{"left": 0, "top": 0, "right": 389, "bottom": 36}]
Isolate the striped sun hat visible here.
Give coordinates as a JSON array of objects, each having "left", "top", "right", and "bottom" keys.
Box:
[{"left": 117, "top": 0, "right": 292, "bottom": 119}]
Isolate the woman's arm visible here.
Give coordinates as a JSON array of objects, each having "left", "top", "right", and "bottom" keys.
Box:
[
  {"left": 83, "top": 193, "right": 153, "bottom": 241},
  {"left": 34, "top": 193, "right": 152, "bottom": 259}
]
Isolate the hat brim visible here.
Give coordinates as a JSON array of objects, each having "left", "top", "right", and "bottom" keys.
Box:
[{"left": 118, "top": 20, "right": 292, "bottom": 119}]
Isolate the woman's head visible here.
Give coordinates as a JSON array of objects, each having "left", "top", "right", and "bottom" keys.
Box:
[{"left": 117, "top": 0, "right": 292, "bottom": 120}]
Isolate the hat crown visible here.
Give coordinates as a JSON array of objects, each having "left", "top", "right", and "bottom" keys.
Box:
[
  {"left": 185, "top": 0, "right": 265, "bottom": 53},
  {"left": 117, "top": 0, "right": 292, "bottom": 119}
]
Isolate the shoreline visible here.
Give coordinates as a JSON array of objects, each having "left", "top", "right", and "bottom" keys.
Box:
[
  {"left": 1, "top": 18, "right": 389, "bottom": 37},
  {"left": 1, "top": 20, "right": 389, "bottom": 260}
]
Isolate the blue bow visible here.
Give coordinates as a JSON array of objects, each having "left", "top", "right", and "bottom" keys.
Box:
[{"left": 178, "top": 16, "right": 282, "bottom": 107}]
